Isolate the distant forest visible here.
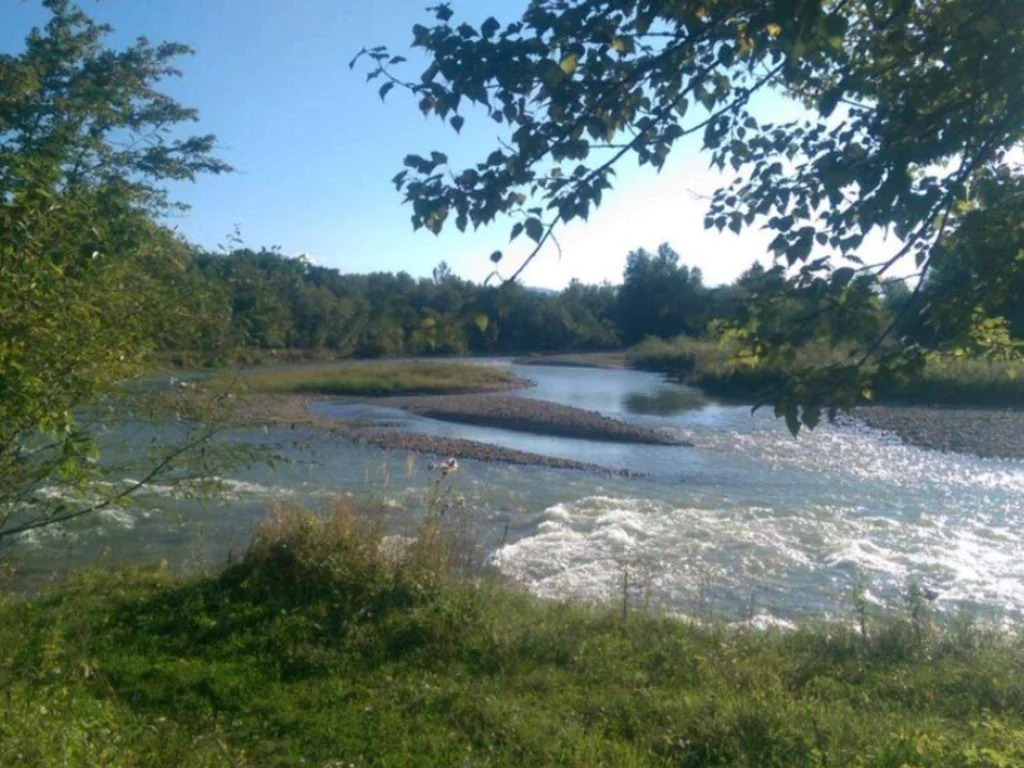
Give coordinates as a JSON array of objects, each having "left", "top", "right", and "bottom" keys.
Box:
[{"left": 157, "top": 241, "right": 1021, "bottom": 362}]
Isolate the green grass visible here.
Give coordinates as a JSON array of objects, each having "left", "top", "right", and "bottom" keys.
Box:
[
  {"left": 887, "top": 355, "right": 1024, "bottom": 406},
  {"left": 627, "top": 336, "right": 790, "bottom": 400},
  {"left": 3, "top": 502, "right": 1024, "bottom": 767},
  {"left": 629, "top": 336, "right": 1024, "bottom": 407},
  {"left": 153, "top": 347, "right": 355, "bottom": 369},
  {"left": 240, "top": 361, "right": 519, "bottom": 397}
]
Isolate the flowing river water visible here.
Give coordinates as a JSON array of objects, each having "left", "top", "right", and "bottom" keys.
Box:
[{"left": 9, "top": 362, "right": 1024, "bottom": 625}]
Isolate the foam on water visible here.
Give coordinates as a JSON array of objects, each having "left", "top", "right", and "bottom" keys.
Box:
[{"left": 493, "top": 483, "right": 1024, "bottom": 621}]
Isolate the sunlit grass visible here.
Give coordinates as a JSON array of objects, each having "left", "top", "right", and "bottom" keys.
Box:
[
  {"left": 627, "top": 335, "right": 790, "bottom": 399},
  {"left": 239, "top": 361, "right": 519, "bottom": 397},
  {"left": 891, "top": 354, "right": 1024, "bottom": 405},
  {"left": 629, "top": 335, "right": 1024, "bottom": 406}
]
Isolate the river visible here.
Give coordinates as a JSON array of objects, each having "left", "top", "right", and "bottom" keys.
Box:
[{"left": 9, "top": 361, "right": 1024, "bottom": 625}]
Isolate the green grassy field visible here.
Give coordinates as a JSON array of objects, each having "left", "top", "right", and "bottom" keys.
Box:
[
  {"left": 239, "top": 361, "right": 519, "bottom": 397},
  {"left": 3, "top": 503, "right": 1024, "bottom": 767},
  {"left": 628, "top": 336, "right": 1024, "bottom": 407}
]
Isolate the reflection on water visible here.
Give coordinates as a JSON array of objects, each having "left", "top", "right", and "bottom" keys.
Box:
[
  {"left": 623, "top": 387, "right": 707, "bottom": 415},
  {"left": 7, "top": 361, "right": 1024, "bottom": 625}
]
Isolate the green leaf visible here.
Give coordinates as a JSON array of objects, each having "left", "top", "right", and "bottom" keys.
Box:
[
  {"left": 784, "top": 407, "right": 801, "bottom": 436},
  {"left": 611, "top": 36, "right": 633, "bottom": 55},
  {"left": 801, "top": 407, "right": 821, "bottom": 430},
  {"left": 524, "top": 217, "right": 544, "bottom": 243},
  {"left": 559, "top": 53, "right": 579, "bottom": 76},
  {"left": 822, "top": 14, "right": 848, "bottom": 40},
  {"left": 818, "top": 87, "right": 842, "bottom": 117},
  {"left": 832, "top": 267, "right": 855, "bottom": 288},
  {"left": 481, "top": 17, "right": 500, "bottom": 39}
]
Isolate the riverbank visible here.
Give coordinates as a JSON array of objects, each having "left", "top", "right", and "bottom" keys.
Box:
[
  {"left": 627, "top": 337, "right": 1024, "bottom": 459},
  {"left": 857, "top": 405, "right": 1024, "bottom": 460},
  {"left": 4, "top": 503, "right": 1023, "bottom": 767},
  {"left": 627, "top": 336, "right": 1024, "bottom": 407},
  {"left": 513, "top": 351, "right": 628, "bottom": 369}
]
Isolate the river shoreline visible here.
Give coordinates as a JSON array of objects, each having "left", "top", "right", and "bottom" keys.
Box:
[
  {"left": 512, "top": 351, "right": 628, "bottom": 369},
  {"left": 856, "top": 405, "right": 1024, "bottom": 460}
]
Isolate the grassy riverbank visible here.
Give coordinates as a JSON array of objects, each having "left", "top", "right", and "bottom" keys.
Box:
[
  {"left": 240, "top": 361, "right": 520, "bottom": 397},
  {"left": 3, "top": 503, "right": 1024, "bottom": 767},
  {"left": 628, "top": 336, "right": 1024, "bottom": 406}
]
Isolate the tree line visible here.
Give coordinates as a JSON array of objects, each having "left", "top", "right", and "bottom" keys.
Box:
[{"left": 155, "top": 240, "right": 1020, "bottom": 363}]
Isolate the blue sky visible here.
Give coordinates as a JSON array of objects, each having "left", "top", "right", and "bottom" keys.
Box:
[{"left": 3, "top": 0, "right": 810, "bottom": 288}]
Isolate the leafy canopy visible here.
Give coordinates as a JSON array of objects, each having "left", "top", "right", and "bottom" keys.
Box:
[{"left": 358, "top": 0, "right": 1024, "bottom": 429}]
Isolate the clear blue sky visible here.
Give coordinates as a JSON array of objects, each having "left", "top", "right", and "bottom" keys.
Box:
[{"left": 3, "top": 0, "right": 810, "bottom": 288}]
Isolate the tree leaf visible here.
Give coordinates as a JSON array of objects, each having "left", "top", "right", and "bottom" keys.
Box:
[
  {"left": 784, "top": 407, "right": 801, "bottom": 436},
  {"left": 818, "top": 87, "right": 842, "bottom": 117},
  {"left": 481, "top": 16, "right": 500, "bottom": 39}
]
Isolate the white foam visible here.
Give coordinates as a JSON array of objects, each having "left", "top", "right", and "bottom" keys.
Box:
[{"left": 494, "top": 492, "right": 1024, "bottom": 621}]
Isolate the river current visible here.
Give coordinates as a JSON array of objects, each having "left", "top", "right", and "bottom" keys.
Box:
[{"left": 10, "top": 362, "right": 1024, "bottom": 625}]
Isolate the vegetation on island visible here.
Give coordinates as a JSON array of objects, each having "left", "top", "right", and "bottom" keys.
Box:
[
  {"left": 241, "top": 361, "right": 519, "bottom": 397},
  {"left": 3, "top": 502, "right": 1024, "bottom": 767}
]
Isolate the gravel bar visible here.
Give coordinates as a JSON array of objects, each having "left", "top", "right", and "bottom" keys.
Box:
[
  {"left": 388, "top": 393, "right": 690, "bottom": 446},
  {"left": 857, "top": 405, "right": 1024, "bottom": 460},
  {"left": 354, "top": 429, "right": 624, "bottom": 473},
  {"left": 236, "top": 393, "right": 642, "bottom": 474}
]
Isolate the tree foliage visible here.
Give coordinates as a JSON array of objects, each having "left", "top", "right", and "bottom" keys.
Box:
[
  {"left": 163, "top": 241, "right": 935, "bottom": 371},
  {"left": 358, "top": 0, "right": 1024, "bottom": 428},
  {"left": 617, "top": 244, "right": 708, "bottom": 343},
  {"left": 0, "top": 1, "right": 230, "bottom": 542},
  {"left": 171, "top": 249, "right": 622, "bottom": 359}
]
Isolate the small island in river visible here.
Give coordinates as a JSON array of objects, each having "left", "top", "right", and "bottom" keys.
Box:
[{"left": 232, "top": 360, "right": 689, "bottom": 474}]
